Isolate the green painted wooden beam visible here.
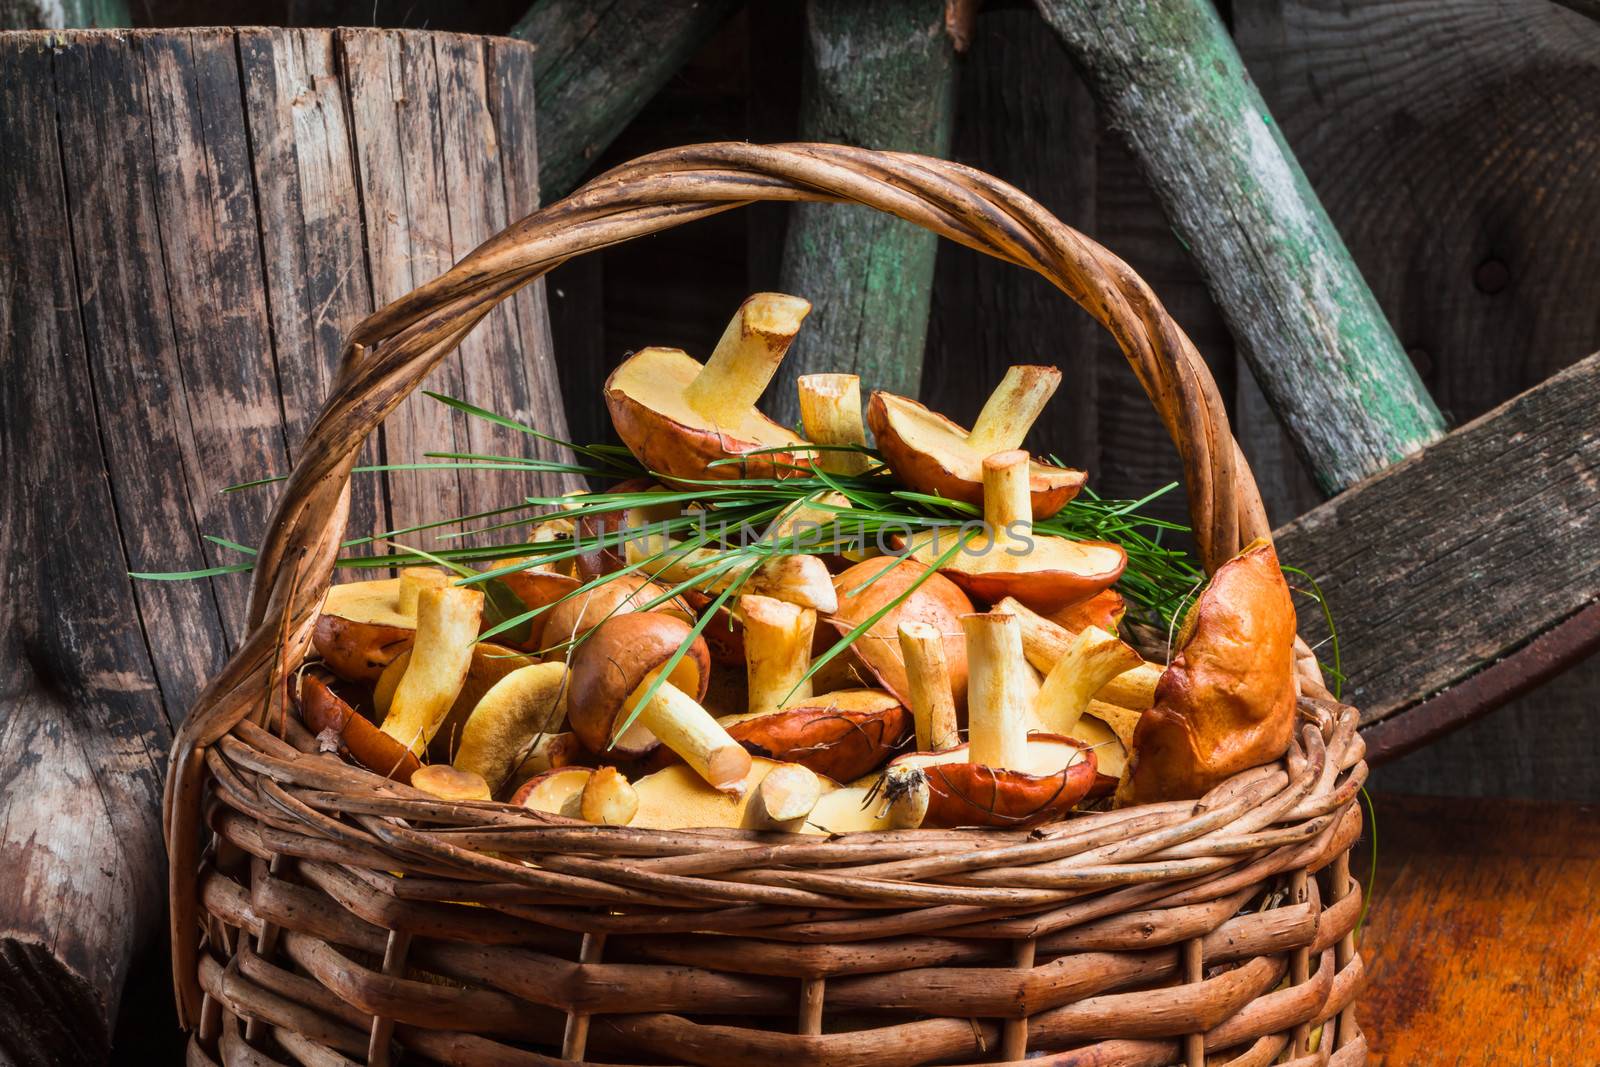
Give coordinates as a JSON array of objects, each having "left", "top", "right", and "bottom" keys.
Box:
[
  {"left": 769, "top": 0, "right": 957, "bottom": 426},
  {"left": 0, "top": 0, "right": 126, "bottom": 28},
  {"left": 1035, "top": 0, "right": 1446, "bottom": 495},
  {"left": 511, "top": 0, "right": 740, "bottom": 201}
]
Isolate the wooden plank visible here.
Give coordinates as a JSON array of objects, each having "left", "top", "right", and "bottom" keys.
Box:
[
  {"left": 771, "top": 0, "right": 957, "bottom": 426},
  {"left": 139, "top": 29, "right": 293, "bottom": 645},
  {"left": 510, "top": 0, "right": 740, "bottom": 200},
  {"left": 924, "top": 5, "right": 1102, "bottom": 479},
  {"left": 1275, "top": 350, "right": 1600, "bottom": 726},
  {"left": 1355, "top": 793, "right": 1600, "bottom": 1059},
  {"left": 1035, "top": 0, "right": 1447, "bottom": 495},
  {"left": 0, "top": 30, "right": 173, "bottom": 1064},
  {"left": 237, "top": 27, "right": 383, "bottom": 543},
  {"left": 341, "top": 28, "right": 470, "bottom": 539}
]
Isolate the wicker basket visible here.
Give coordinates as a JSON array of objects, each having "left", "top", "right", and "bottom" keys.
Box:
[{"left": 164, "top": 142, "right": 1368, "bottom": 1066}]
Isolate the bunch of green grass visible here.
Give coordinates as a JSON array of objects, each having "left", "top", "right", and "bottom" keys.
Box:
[{"left": 138, "top": 391, "right": 1345, "bottom": 738}]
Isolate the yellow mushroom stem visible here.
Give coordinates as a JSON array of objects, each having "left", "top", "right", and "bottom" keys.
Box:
[
  {"left": 624, "top": 678, "right": 753, "bottom": 793},
  {"left": 1032, "top": 626, "right": 1144, "bottom": 736},
  {"left": 397, "top": 567, "right": 449, "bottom": 615},
  {"left": 756, "top": 763, "right": 822, "bottom": 827},
  {"left": 741, "top": 594, "right": 816, "bottom": 716},
  {"left": 797, "top": 373, "right": 871, "bottom": 476},
  {"left": 682, "top": 292, "right": 812, "bottom": 424},
  {"left": 962, "top": 612, "right": 1031, "bottom": 770},
  {"left": 883, "top": 765, "right": 929, "bottom": 829},
  {"left": 998, "top": 595, "right": 1162, "bottom": 710},
  {"left": 380, "top": 585, "right": 483, "bottom": 755},
  {"left": 966, "top": 365, "right": 1062, "bottom": 454},
  {"left": 897, "top": 620, "right": 960, "bottom": 753},
  {"left": 981, "top": 449, "right": 1035, "bottom": 555},
  {"left": 579, "top": 767, "right": 639, "bottom": 826}
]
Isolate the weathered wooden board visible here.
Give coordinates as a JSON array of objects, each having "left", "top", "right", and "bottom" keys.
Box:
[
  {"left": 0, "top": 27, "right": 568, "bottom": 1064},
  {"left": 1035, "top": 0, "right": 1446, "bottom": 496},
  {"left": 1234, "top": 0, "right": 1600, "bottom": 796},
  {"left": 1355, "top": 793, "right": 1600, "bottom": 1059},
  {"left": 771, "top": 0, "right": 957, "bottom": 425},
  {"left": 1275, "top": 350, "right": 1600, "bottom": 730},
  {"left": 511, "top": 0, "right": 740, "bottom": 201}
]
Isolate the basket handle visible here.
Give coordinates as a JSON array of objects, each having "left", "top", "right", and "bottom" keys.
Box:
[{"left": 163, "top": 142, "right": 1269, "bottom": 1024}]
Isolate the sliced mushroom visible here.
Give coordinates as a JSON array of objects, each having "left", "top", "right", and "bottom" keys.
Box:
[
  {"left": 411, "top": 764, "right": 492, "bottom": 803},
  {"left": 867, "top": 365, "right": 1084, "bottom": 518},
  {"left": 566, "top": 613, "right": 750, "bottom": 792},
  {"left": 1031, "top": 625, "right": 1143, "bottom": 737},
  {"left": 885, "top": 612, "right": 1096, "bottom": 828},
  {"left": 796, "top": 373, "right": 872, "bottom": 477},
  {"left": 999, "top": 595, "right": 1163, "bottom": 711},
  {"left": 629, "top": 758, "right": 835, "bottom": 830},
  {"left": 378, "top": 585, "right": 484, "bottom": 756},
  {"left": 826, "top": 557, "right": 973, "bottom": 712},
  {"left": 451, "top": 661, "right": 570, "bottom": 794},
  {"left": 901, "top": 450, "right": 1125, "bottom": 612},
  {"left": 297, "top": 670, "right": 421, "bottom": 784},
  {"left": 896, "top": 620, "right": 961, "bottom": 753},
  {"left": 719, "top": 689, "right": 910, "bottom": 783},
  {"left": 605, "top": 293, "right": 813, "bottom": 483},
  {"left": 755, "top": 763, "right": 823, "bottom": 829},
  {"left": 311, "top": 577, "right": 417, "bottom": 683},
  {"left": 740, "top": 594, "right": 816, "bottom": 716},
  {"left": 1121, "top": 539, "right": 1297, "bottom": 805}
]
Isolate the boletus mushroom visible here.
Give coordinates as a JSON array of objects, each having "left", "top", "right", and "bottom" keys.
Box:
[
  {"left": 1121, "top": 539, "right": 1297, "bottom": 805},
  {"left": 826, "top": 556, "right": 973, "bottom": 712},
  {"left": 535, "top": 572, "right": 694, "bottom": 655},
  {"left": 604, "top": 293, "right": 813, "bottom": 483},
  {"left": 410, "top": 764, "right": 492, "bottom": 803},
  {"left": 374, "top": 641, "right": 539, "bottom": 764},
  {"left": 901, "top": 450, "right": 1126, "bottom": 613},
  {"left": 311, "top": 575, "right": 425, "bottom": 683},
  {"left": 721, "top": 689, "right": 910, "bottom": 784},
  {"left": 567, "top": 613, "right": 751, "bottom": 793},
  {"left": 867, "top": 365, "right": 1085, "bottom": 518},
  {"left": 450, "top": 661, "right": 570, "bottom": 795},
  {"left": 512, "top": 765, "right": 638, "bottom": 826},
  {"left": 887, "top": 612, "right": 1096, "bottom": 828},
  {"left": 998, "top": 595, "right": 1163, "bottom": 711},
  {"left": 297, "top": 669, "right": 421, "bottom": 784},
  {"left": 378, "top": 585, "right": 484, "bottom": 755}
]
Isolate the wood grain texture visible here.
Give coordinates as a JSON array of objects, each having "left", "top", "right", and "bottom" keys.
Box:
[
  {"left": 771, "top": 0, "right": 957, "bottom": 426},
  {"left": 1355, "top": 793, "right": 1600, "bottom": 1061},
  {"left": 1235, "top": 0, "right": 1600, "bottom": 796},
  {"left": 1036, "top": 0, "right": 1446, "bottom": 495},
  {"left": 0, "top": 28, "right": 567, "bottom": 1063},
  {"left": 1275, "top": 350, "right": 1600, "bottom": 725},
  {"left": 511, "top": 0, "right": 740, "bottom": 200}
]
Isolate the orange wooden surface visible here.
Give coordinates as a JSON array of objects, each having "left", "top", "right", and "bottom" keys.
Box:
[{"left": 1354, "top": 793, "right": 1600, "bottom": 1064}]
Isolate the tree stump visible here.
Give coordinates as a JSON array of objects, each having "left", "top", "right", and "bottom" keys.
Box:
[{"left": 0, "top": 26, "right": 570, "bottom": 1063}]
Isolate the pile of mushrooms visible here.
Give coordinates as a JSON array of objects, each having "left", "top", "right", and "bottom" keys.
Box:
[{"left": 296, "top": 292, "right": 1300, "bottom": 834}]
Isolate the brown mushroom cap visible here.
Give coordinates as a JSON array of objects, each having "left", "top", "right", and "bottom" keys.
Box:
[
  {"left": 566, "top": 612, "right": 712, "bottom": 758},
  {"left": 312, "top": 578, "right": 415, "bottom": 682},
  {"left": 867, "top": 390, "right": 1084, "bottom": 519},
  {"left": 496, "top": 561, "right": 582, "bottom": 650},
  {"left": 1045, "top": 588, "right": 1127, "bottom": 634},
  {"left": 827, "top": 557, "right": 973, "bottom": 712},
  {"left": 719, "top": 689, "right": 910, "bottom": 783},
  {"left": 890, "top": 734, "right": 1096, "bottom": 828},
  {"left": 901, "top": 530, "right": 1127, "bottom": 612},
  {"left": 538, "top": 573, "right": 694, "bottom": 654},
  {"left": 1122, "top": 539, "right": 1297, "bottom": 805},
  {"left": 298, "top": 671, "right": 421, "bottom": 784}
]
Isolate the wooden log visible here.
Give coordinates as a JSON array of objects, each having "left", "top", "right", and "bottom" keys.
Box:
[
  {"left": 1276, "top": 351, "right": 1600, "bottom": 740},
  {"left": 769, "top": 0, "right": 957, "bottom": 426},
  {"left": 1034, "top": 0, "right": 1447, "bottom": 495},
  {"left": 510, "top": 0, "right": 741, "bottom": 201},
  {"left": 0, "top": 27, "right": 571, "bottom": 1064}
]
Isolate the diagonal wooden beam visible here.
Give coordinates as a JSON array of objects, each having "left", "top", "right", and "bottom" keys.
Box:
[
  {"left": 1035, "top": 0, "right": 1446, "bottom": 495},
  {"left": 1275, "top": 350, "right": 1600, "bottom": 753},
  {"left": 512, "top": 0, "right": 741, "bottom": 201}
]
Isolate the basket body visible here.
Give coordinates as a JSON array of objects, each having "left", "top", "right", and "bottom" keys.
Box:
[{"left": 168, "top": 143, "right": 1368, "bottom": 1066}]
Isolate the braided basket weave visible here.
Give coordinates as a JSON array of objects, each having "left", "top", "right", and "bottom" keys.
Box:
[{"left": 164, "top": 142, "right": 1368, "bottom": 1066}]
